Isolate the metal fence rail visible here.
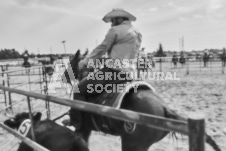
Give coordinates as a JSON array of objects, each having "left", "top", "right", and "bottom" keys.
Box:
[
  {"left": 0, "top": 65, "right": 54, "bottom": 115},
  {"left": 0, "top": 123, "right": 49, "bottom": 151},
  {"left": 0, "top": 85, "right": 205, "bottom": 151},
  {"left": 0, "top": 85, "right": 188, "bottom": 134},
  {"left": 151, "top": 57, "right": 225, "bottom": 75},
  {"left": 0, "top": 64, "right": 54, "bottom": 75}
]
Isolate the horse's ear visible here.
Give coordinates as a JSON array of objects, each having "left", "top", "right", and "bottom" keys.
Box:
[
  {"left": 83, "top": 50, "right": 89, "bottom": 57},
  {"left": 75, "top": 50, "right": 81, "bottom": 58},
  {"left": 33, "top": 112, "right": 42, "bottom": 121}
]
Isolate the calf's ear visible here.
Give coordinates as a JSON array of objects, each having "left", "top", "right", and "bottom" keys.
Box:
[
  {"left": 4, "top": 119, "right": 18, "bottom": 129},
  {"left": 33, "top": 112, "right": 42, "bottom": 121}
]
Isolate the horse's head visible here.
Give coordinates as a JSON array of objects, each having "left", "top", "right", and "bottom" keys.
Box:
[
  {"left": 4, "top": 112, "right": 42, "bottom": 129},
  {"left": 82, "top": 49, "right": 89, "bottom": 58},
  {"left": 62, "top": 50, "right": 80, "bottom": 84},
  {"left": 62, "top": 50, "right": 93, "bottom": 84}
]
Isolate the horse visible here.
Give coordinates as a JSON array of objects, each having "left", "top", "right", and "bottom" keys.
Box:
[
  {"left": 179, "top": 56, "right": 186, "bottom": 67},
  {"left": 203, "top": 53, "right": 210, "bottom": 67},
  {"left": 21, "top": 51, "right": 31, "bottom": 73},
  {"left": 172, "top": 55, "right": 178, "bottom": 68},
  {"left": 4, "top": 112, "right": 89, "bottom": 151},
  {"left": 38, "top": 60, "right": 55, "bottom": 76},
  {"left": 22, "top": 61, "right": 31, "bottom": 73},
  {"left": 62, "top": 51, "right": 221, "bottom": 151},
  {"left": 221, "top": 52, "right": 226, "bottom": 67}
]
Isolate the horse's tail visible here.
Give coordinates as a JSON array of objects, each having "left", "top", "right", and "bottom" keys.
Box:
[{"left": 164, "top": 108, "right": 221, "bottom": 151}]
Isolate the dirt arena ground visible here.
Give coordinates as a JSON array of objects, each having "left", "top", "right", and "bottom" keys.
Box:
[
  {"left": 0, "top": 65, "right": 225, "bottom": 151},
  {"left": 89, "top": 73, "right": 226, "bottom": 151}
]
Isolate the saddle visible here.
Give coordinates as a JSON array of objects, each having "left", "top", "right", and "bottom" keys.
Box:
[{"left": 86, "top": 80, "right": 155, "bottom": 134}]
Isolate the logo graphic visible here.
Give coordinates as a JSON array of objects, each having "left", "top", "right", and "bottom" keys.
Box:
[{"left": 48, "top": 59, "right": 180, "bottom": 94}]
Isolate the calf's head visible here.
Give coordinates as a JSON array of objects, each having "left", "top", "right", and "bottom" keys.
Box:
[{"left": 4, "top": 112, "right": 42, "bottom": 129}]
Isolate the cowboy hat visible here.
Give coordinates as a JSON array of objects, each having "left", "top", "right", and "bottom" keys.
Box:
[{"left": 102, "top": 8, "right": 136, "bottom": 23}]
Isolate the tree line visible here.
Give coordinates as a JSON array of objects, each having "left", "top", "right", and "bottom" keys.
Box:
[
  {"left": 0, "top": 48, "right": 72, "bottom": 59},
  {"left": 0, "top": 47, "right": 225, "bottom": 59},
  {"left": 154, "top": 44, "right": 225, "bottom": 57},
  {"left": 0, "top": 49, "right": 21, "bottom": 59}
]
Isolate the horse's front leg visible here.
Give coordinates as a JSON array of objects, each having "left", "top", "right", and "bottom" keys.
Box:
[{"left": 70, "top": 110, "right": 92, "bottom": 143}]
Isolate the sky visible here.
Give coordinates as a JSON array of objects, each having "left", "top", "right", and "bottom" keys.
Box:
[{"left": 0, "top": 0, "right": 226, "bottom": 54}]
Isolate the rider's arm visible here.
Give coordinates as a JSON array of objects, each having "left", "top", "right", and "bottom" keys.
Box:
[{"left": 82, "top": 28, "right": 117, "bottom": 64}]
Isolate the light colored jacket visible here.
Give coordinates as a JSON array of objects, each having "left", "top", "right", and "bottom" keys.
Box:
[{"left": 84, "top": 21, "right": 142, "bottom": 72}]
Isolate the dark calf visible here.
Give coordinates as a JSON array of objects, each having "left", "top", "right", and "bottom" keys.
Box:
[
  {"left": 38, "top": 60, "right": 55, "bottom": 76},
  {"left": 4, "top": 112, "right": 89, "bottom": 151}
]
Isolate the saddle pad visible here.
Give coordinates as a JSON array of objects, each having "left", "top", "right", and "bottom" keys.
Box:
[{"left": 87, "top": 81, "right": 155, "bottom": 133}]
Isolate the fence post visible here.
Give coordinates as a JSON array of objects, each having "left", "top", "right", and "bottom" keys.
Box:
[
  {"left": 210, "top": 58, "right": 212, "bottom": 71},
  {"left": 159, "top": 58, "right": 162, "bottom": 72},
  {"left": 28, "top": 70, "right": 31, "bottom": 91},
  {"left": 186, "top": 58, "right": 189, "bottom": 75},
  {"left": 188, "top": 114, "right": 205, "bottom": 151},
  {"left": 27, "top": 96, "right": 36, "bottom": 142},
  {"left": 200, "top": 58, "right": 202, "bottom": 72},
  {"left": 1, "top": 66, "right": 7, "bottom": 107},
  {"left": 43, "top": 66, "right": 50, "bottom": 119},
  {"left": 222, "top": 63, "right": 225, "bottom": 74},
  {"left": 6, "top": 73, "right": 12, "bottom": 111},
  {"left": 38, "top": 67, "right": 42, "bottom": 93}
]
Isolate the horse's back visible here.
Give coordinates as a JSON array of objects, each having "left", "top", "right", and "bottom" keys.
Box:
[
  {"left": 119, "top": 89, "right": 170, "bottom": 150},
  {"left": 123, "top": 89, "right": 166, "bottom": 118}
]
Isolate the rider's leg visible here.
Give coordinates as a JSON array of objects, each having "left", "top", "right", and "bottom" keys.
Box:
[{"left": 71, "top": 67, "right": 123, "bottom": 129}]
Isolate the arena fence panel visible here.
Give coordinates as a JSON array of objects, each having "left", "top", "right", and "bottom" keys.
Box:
[{"left": 0, "top": 85, "right": 205, "bottom": 151}]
